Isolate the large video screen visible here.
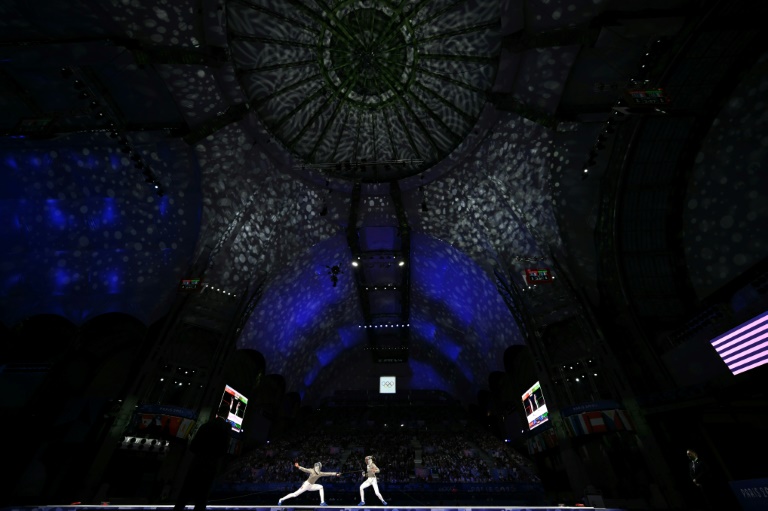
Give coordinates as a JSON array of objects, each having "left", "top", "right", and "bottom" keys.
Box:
[
  {"left": 710, "top": 310, "right": 768, "bottom": 376},
  {"left": 522, "top": 381, "right": 549, "bottom": 431},
  {"left": 216, "top": 384, "right": 248, "bottom": 432}
]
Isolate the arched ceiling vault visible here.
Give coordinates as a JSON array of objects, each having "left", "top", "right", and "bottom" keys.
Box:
[{"left": 0, "top": 0, "right": 709, "bottom": 403}]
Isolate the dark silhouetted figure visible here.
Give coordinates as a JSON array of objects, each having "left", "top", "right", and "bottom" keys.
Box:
[
  {"left": 686, "top": 448, "right": 738, "bottom": 510},
  {"left": 174, "top": 417, "right": 231, "bottom": 511},
  {"left": 687, "top": 448, "right": 711, "bottom": 510}
]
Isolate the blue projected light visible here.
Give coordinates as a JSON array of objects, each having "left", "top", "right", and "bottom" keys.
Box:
[
  {"left": 292, "top": 294, "right": 324, "bottom": 330},
  {"left": 29, "top": 155, "right": 44, "bottom": 168},
  {"left": 414, "top": 320, "right": 461, "bottom": 360},
  {"left": 412, "top": 319, "right": 437, "bottom": 342},
  {"left": 0, "top": 137, "right": 202, "bottom": 328},
  {"left": 438, "top": 337, "right": 462, "bottom": 361},
  {"left": 461, "top": 364, "right": 474, "bottom": 383},
  {"left": 316, "top": 344, "right": 342, "bottom": 367},
  {"left": 303, "top": 366, "right": 320, "bottom": 387},
  {"left": 338, "top": 326, "right": 362, "bottom": 348},
  {"left": 106, "top": 270, "right": 121, "bottom": 294},
  {"left": 53, "top": 268, "right": 70, "bottom": 295},
  {"left": 2, "top": 273, "right": 23, "bottom": 293},
  {"left": 46, "top": 199, "right": 67, "bottom": 228},
  {"left": 102, "top": 198, "right": 117, "bottom": 224},
  {"left": 158, "top": 196, "right": 169, "bottom": 216},
  {"left": 409, "top": 359, "right": 451, "bottom": 393}
]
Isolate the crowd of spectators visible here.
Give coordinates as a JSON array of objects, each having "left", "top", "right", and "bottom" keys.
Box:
[
  {"left": 221, "top": 404, "right": 537, "bottom": 487},
  {"left": 419, "top": 432, "right": 492, "bottom": 483},
  {"left": 471, "top": 431, "right": 540, "bottom": 482}
]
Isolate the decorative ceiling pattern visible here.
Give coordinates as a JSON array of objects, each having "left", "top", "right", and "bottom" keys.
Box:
[
  {"left": 238, "top": 230, "right": 523, "bottom": 403},
  {"left": 227, "top": 0, "right": 500, "bottom": 181},
  {"left": 419, "top": 112, "right": 561, "bottom": 275},
  {"left": 0, "top": 134, "right": 201, "bottom": 326},
  {"left": 4, "top": 0, "right": 759, "bottom": 405},
  {"left": 683, "top": 52, "right": 768, "bottom": 298}
]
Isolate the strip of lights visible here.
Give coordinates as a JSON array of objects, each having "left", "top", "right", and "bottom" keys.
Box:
[
  {"left": 202, "top": 283, "right": 237, "bottom": 297},
  {"left": 710, "top": 311, "right": 768, "bottom": 375},
  {"left": 358, "top": 324, "right": 410, "bottom": 328},
  {"left": 62, "top": 67, "right": 166, "bottom": 196}
]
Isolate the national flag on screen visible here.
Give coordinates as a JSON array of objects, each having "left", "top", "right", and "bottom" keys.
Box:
[{"left": 710, "top": 311, "right": 768, "bottom": 376}]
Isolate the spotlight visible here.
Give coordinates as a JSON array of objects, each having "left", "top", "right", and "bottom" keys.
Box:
[
  {"left": 398, "top": 261, "right": 405, "bottom": 266},
  {"left": 351, "top": 261, "right": 359, "bottom": 267}
]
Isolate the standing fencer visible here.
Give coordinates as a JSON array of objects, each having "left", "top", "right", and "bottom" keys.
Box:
[
  {"left": 278, "top": 462, "right": 340, "bottom": 506},
  {"left": 358, "top": 455, "right": 387, "bottom": 506}
]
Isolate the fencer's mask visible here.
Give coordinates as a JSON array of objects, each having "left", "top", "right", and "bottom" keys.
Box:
[
  {"left": 314, "top": 462, "right": 322, "bottom": 471},
  {"left": 365, "top": 456, "right": 373, "bottom": 464}
]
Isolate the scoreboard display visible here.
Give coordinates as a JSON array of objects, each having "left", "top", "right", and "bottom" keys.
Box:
[
  {"left": 179, "top": 278, "right": 202, "bottom": 291},
  {"left": 524, "top": 268, "right": 553, "bottom": 285},
  {"left": 625, "top": 88, "right": 669, "bottom": 106}
]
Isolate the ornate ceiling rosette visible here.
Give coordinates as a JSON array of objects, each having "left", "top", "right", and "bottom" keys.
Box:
[{"left": 228, "top": 0, "right": 500, "bottom": 182}]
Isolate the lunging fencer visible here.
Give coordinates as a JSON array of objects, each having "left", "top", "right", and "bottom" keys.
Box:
[
  {"left": 278, "top": 462, "right": 340, "bottom": 506},
  {"left": 358, "top": 455, "right": 387, "bottom": 506}
]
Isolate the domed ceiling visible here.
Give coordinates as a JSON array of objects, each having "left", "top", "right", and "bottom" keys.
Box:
[
  {"left": 5, "top": 0, "right": 747, "bottom": 405},
  {"left": 227, "top": 0, "right": 500, "bottom": 181}
]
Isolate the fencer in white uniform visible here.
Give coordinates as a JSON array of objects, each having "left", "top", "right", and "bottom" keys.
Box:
[
  {"left": 279, "top": 462, "right": 339, "bottom": 506},
  {"left": 358, "top": 455, "right": 387, "bottom": 505}
]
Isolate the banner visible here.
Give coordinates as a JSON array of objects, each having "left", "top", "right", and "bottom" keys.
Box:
[
  {"left": 136, "top": 404, "right": 197, "bottom": 420},
  {"left": 136, "top": 412, "right": 196, "bottom": 439},
  {"left": 564, "top": 409, "right": 634, "bottom": 437},
  {"left": 729, "top": 478, "right": 768, "bottom": 511},
  {"left": 560, "top": 400, "right": 621, "bottom": 417}
]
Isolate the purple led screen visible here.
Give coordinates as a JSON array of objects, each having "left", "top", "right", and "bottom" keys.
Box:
[{"left": 710, "top": 311, "right": 768, "bottom": 375}]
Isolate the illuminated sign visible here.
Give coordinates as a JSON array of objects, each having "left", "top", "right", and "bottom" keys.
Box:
[
  {"left": 379, "top": 376, "right": 396, "bottom": 394},
  {"left": 524, "top": 268, "right": 553, "bottom": 285},
  {"left": 522, "top": 381, "right": 549, "bottom": 431},
  {"left": 625, "top": 88, "right": 670, "bottom": 105},
  {"left": 217, "top": 384, "right": 248, "bottom": 432},
  {"left": 710, "top": 311, "right": 768, "bottom": 376},
  {"left": 179, "top": 278, "right": 202, "bottom": 291}
]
